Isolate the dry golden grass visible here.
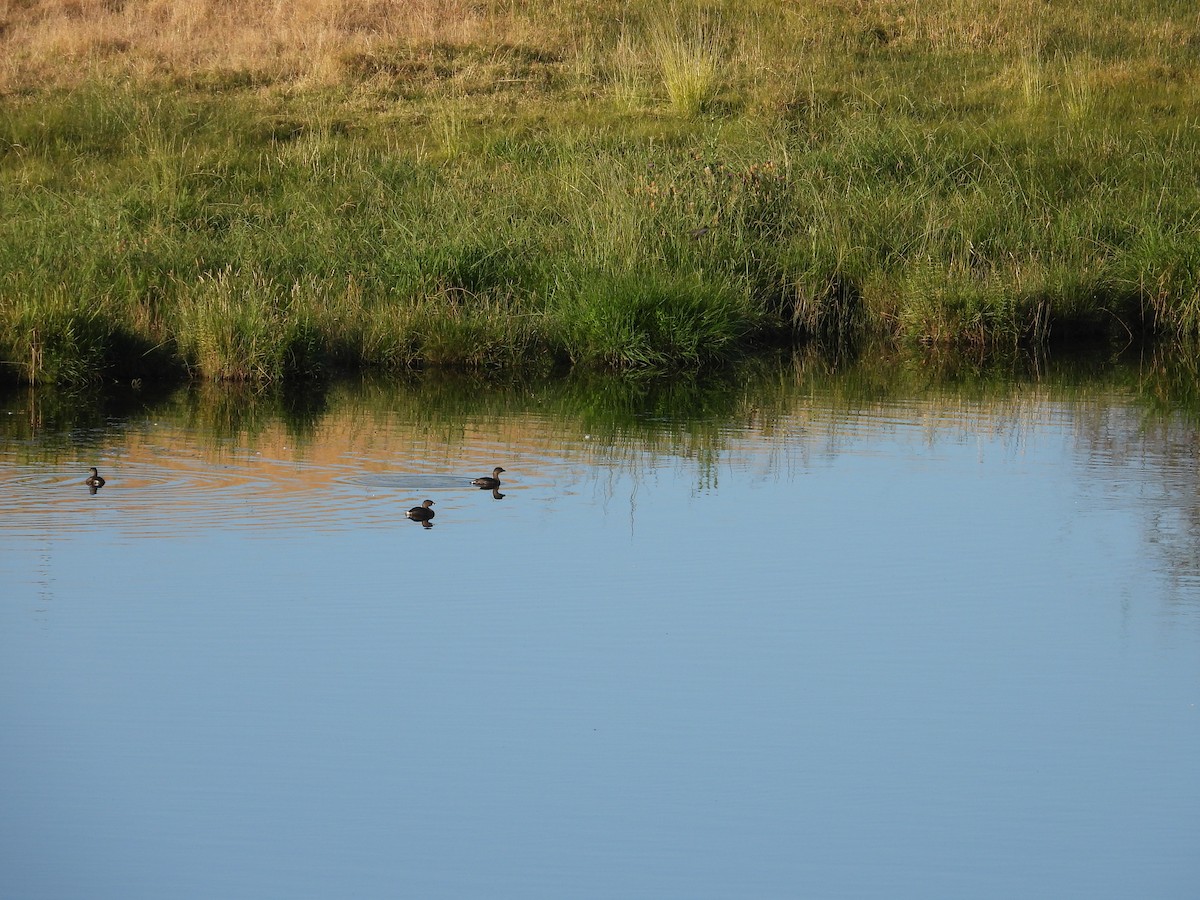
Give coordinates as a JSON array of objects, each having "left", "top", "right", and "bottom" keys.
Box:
[
  {"left": 2, "top": 0, "right": 1196, "bottom": 96},
  {"left": 0, "top": 0, "right": 538, "bottom": 88}
]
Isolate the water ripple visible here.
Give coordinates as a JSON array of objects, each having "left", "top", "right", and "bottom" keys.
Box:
[
  {"left": 344, "top": 474, "right": 474, "bottom": 490},
  {"left": 0, "top": 458, "right": 494, "bottom": 539}
]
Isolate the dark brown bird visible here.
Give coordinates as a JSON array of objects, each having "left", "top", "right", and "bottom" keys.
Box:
[
  {"left": 471, "top": 467, "right": 505, "bottom": 490},
  {"left": 405, "top": 499, "right": 435, "bottom": 521},
  {"left": 84, "top": 467, "right": 105, "bottom": 488}
]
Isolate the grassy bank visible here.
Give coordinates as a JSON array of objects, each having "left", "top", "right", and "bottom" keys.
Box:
[{"left": 2, "top": 0, "right": 1200, "bottom": 383}]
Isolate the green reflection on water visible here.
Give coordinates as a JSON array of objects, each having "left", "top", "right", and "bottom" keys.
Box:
[{"left": 3, "top": 345, "right": 1200, "bottom": 454}]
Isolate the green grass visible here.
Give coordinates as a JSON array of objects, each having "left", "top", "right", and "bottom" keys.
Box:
[{"left": 2, "top": 1, "right": 1200, "bottom": 383}]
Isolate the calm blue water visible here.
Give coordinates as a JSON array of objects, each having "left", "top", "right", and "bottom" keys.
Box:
[{"left": 1, "top": 362, "right": 1198, "bottom": 899}]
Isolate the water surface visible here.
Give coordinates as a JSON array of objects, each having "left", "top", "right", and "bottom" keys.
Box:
[{"left": 2, "top": 354, "right": 1198, "bottom": 899}]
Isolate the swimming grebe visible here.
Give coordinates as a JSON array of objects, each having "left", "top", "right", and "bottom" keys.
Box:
[
  {"left": 471, "top": 467, "right": 505, "bottom": 489},
  {"left": 405, "top": 499, "right": 435, "bottom": 521},
  {"left": 84, "top": 467, "right": 105, "bottom": 488}
]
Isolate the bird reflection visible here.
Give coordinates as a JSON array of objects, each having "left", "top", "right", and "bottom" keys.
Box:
[
  {"left": 84, "top": 467, "right": 105, "bottom": 493},
  {"left": 471, "top": 466, "right": 505, "bottom": 491},
  {"left": 405, "top": 499, "right": 435, "bottom": 527},
  {"left": 490, "top": 488, "right": 505, "bottom": 501}
]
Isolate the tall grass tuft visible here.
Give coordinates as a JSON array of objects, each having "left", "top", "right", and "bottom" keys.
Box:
[
  {"left": 647, "top": 2, "right": 726, "bottom": 117},
  {"left": 552, "top": 270, "right": 754, "bottom": 370},
  {"left": 170, "top": 268, "right": 327, "bottom": 382},
  {"left": 0, "top": 292, "right": 113, "bottom": 385}
]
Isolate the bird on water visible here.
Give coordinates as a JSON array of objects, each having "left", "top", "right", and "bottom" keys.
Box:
[
  {"left": 84, "top": 467, "right": 105, "bottom": 488},
  {"left": 471, "top": 467, "right": 505, "bottom": 490},
  {"left": 406, "top": 499, "right": 435, "bottom": 521}
]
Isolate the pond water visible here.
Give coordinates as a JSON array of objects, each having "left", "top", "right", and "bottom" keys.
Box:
[{"left": 1, "top": 351, "right": 1198, "bottom": 900}]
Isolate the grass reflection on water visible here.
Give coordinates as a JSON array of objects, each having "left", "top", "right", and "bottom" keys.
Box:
[
  {"left": 2, "top": 344, "right": 1199, "bottom": 486},
  {"left": 1, "top": 345, "right": 1199, "bottom": 561}
]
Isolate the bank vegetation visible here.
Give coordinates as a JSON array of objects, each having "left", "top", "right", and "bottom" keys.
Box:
[{"left": 2, "top": 0, "right": 1199, "bottom": 382}]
